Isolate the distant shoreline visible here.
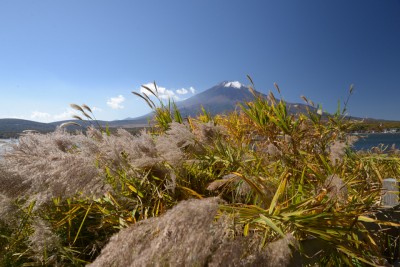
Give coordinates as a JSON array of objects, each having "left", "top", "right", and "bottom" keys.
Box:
[{"left": 352, "top": 132, "right": 400, "bottom": 151}]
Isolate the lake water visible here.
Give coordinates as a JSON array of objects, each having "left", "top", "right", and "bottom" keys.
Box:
[
  {"left": 352, "top": 133, "right": 400, "bottom": 151},
  {"left": 0, "top": 139, "right": 16, "bottom": 155}
]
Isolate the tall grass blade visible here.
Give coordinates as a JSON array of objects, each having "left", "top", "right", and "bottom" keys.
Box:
[{"left": 73, "top": 202, "right": 93, "bottom": 245}]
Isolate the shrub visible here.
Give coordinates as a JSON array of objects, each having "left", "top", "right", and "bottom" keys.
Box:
[{"left": 1, "top": 81, "right": 399, "bottom": 266}]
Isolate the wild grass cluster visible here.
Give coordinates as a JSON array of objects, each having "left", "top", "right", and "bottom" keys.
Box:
[{"left": 1, "top": 80, "right": 400, "bottom": 266}]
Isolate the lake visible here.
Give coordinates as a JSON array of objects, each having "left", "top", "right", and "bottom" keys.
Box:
[
  {"left": 0, "top": 139, "right": 17, "bottom": 155},
  {"left": 352, "top": 133, "right": 400, "bottom": 151}
]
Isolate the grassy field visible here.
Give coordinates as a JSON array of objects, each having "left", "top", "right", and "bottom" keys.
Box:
[{"left": 1, "top": 84, "right": 400, "bottom": 266}]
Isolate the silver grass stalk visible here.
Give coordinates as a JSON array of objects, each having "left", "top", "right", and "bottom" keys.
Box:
[
  {"left": 28, "top": 218, "right": 61, "bottom": 265},
  {"left": 89, "top": 198, "right": 298, "bottom": 267},
  {"left": 88, "top": 198, "right": 225, "bottom": 267},
  {"left": 155, "top": 122, "right": 195, "bottom": 166}
]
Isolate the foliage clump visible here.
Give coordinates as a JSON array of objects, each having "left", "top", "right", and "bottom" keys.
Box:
[
  {"left": 1, "top": 80, "right": 400, "bottom": 266},
  {"left": 89, "top": 198, "right": 227, "bottom": 267},
  {"left": 0, "top": 129, "right": 107, "bottom": 205},
  {"left": 89, "top": 198, "right": 299, "bottom": 267}
]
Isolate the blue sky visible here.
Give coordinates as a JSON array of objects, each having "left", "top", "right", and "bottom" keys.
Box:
[{"left": 1, "top": 0, "right": 400, "bottom": 122}]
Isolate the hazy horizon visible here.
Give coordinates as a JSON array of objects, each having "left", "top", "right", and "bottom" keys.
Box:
[{"left": 1, "top": 0, "right": 400, "bottom": 122}]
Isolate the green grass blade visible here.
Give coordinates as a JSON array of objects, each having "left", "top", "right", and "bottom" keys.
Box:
[{"left": 72, "top": 202, "right": 93, "bottom": 245}]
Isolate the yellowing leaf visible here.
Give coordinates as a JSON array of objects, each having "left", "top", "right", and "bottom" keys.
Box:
[
  {"left": 128, "top": 184, "right": 138, "bottom": 193},
  {"left": 244, "top": 223, "right": 250, "bottom": 237},
  {"left": 259, "top": 214, "right": 285, "bottom": 238},
  {"left": 128, "top": 184, "right": 144, "bottom": 198},
  {"left": 357, "top": 215, "right": 375, "bottom": 223}
]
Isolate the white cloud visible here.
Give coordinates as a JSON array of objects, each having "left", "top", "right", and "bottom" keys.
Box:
[
  {"left": 176, "top": 88, "right": 188, "bottom": 95},
  {"left": 139, "top": 83, "right": 196, "bottom": 100},
  {"left": 2, "top": 115, "right": 23, "bottom": 120},
  {"left": 28, "top": 109, "right": 75, "bottom": 122},
  {"left": 31, "top": 111, "right": 51, "bottom": 120},
  {"left": 27, "top": 106, "right": 103, "bottom": 123},
  {"left": 107, "top": 95, "right": 125, "bottom": 109},
  {"left": 53, "top": 109, "right": 76, "bottom": 120},
  {"left": 140, "top": 83, "right": 177, "bottom": 100}
]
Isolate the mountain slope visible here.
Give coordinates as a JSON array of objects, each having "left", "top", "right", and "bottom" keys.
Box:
[
  {"left": 176, "top": 81, "right": 255, "bottom": 117},
  {"left": 0, "top": 119, "right": 56, "bottom": 135},
  {"left": 175, "top": 81, "right": 314, "bottom": 118}
]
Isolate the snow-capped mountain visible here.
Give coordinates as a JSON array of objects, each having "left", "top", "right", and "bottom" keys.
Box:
[
  {"left": 222, "top": 81, "right": 246, "bottom": 89},
  {"left": 123, "top": 80, "right": 312, "bottom": 122},
  {"left": 175, "top": 81, "right": 255, "bottom": 117}
]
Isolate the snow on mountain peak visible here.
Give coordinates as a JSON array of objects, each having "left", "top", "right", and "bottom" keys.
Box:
[{"left": 223, "top": 81, "right": 243, "bottom": 89}]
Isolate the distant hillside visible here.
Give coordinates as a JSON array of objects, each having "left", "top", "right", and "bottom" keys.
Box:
[
  {"left": 0, "top": 119, "right": 56, "bottom": 138},
  {"left": 107, "top": 115, "right": 150, "bottom": 128},
  {"left": 0, "top": 118, "right": 148, "bottom": 138}
]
